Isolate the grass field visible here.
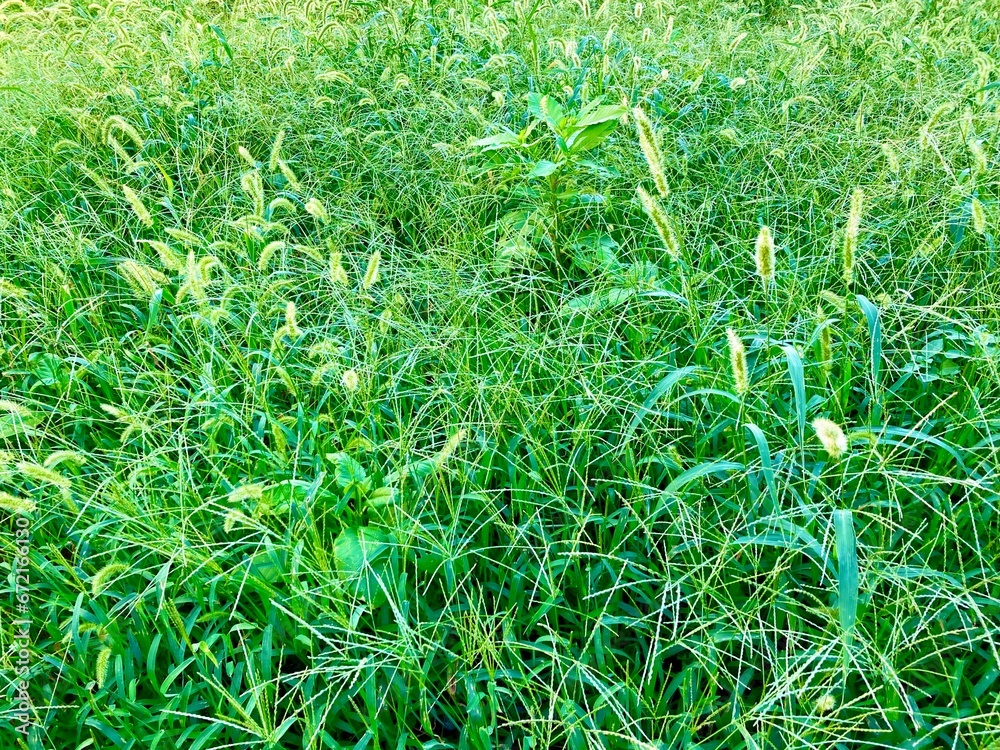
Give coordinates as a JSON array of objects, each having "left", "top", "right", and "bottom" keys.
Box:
[{"left": 2, "top": 0, "right": 1000, "bottom": 747}]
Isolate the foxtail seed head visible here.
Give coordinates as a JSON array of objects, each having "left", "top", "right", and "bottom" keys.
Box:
[
  {"left": 726, "top": 328, "right": 749, "bottom": 396},
  {"left": 18, "top": 461, "right": 71, "bottom": 490},
  {"left": 881, "top": 143, "right": 900, "bottom": 174},
  {"left": 0, "top": 399, "right": 35, "bottom": 420},
  {"left": 117, "top": 260, "right": 167, "bottom": 298},
  {"left": 341, "top": 369, "right": 360, "bottom": 391},
  {"left": 754, "top": 226, "right": 775, "bottom": 288},
  {"left": 240, "top": 170, "right": 265, "bottom": 216},
  {"left": 269, "top": 127, "right": 285, "bottom": 173},
  {"left": 819, "top": 289, "right": 847, "bottom": 312},
  {"left": 847, "top": 188, "right": 864, "bottom": 234},
  {"left": 139, "top": 240, "right": 183, "bottom": 272},
  {"left": 96, "top": 648, "right": 113, "bottom": 689},
  {"left": 434, "top": 429, "right": 468, "bottom": 468},
  {"left": 228, "top": 484, "right": 264, "bottom": 504},
  {"left": 164, "top": 599, "right": 193, "bottom": 650},
  {"left": 818, "top": 306, "right": 833, "bottom": 377},
  {"left": 813, "top": 417, "right": 848, "bottom": 459},
  {"left": 362, "top": 250, "right": 381, "bottom": 290},
  {"left": 815, "top": 693, "right": 837, "bottom": 714},
  {"left": 122, "top": 185, "right": 153, "bottom": 228},
  {"left": 330, "top": 251, "right": 350, "bottom": 285},
  {"left": 968, "top": 139, "right": 988, "bottom": 174},
  {"left": 0, "top": 491, "right": 36, "bottom": 514},
  {"left": 277, "top": 160, "right": 301, "bottom": 191},
  {"left": 91, "top": 562, "right": 129, "bottom": 596},
  {"left": 632, "top": 106, "right": 669, "bottom": 198},
  {"left": 43, "top": 450, "right": 86, "bottom": 469},
  {"left": 843, "top": 188, "right": 863, "bottom": 286},
  {"left": 257, "top": 241, "right": 286, "bottom": 271},
  {"left": 637, "top": 186, "right": 680, "bottom": 259},
  {"left": 224, "top": 508, "right": 249, "bottom": 533},
  {"left": 284, "top": 301, "right": 302, "bottom": 338},
  {"left": 238, "top": 146, "right": 256, "bottom": 166},
  {"left": 164, "top": 227, "right": 203, "bottom": 246},
  {"left": 971, "top": 198, "right": 987, "bottom": 235},
  {"left": 305, "top": 198, "right": 328, "bottom": 223},
  {"left": 919, "top": 103, "right": 953, "bottom": 149}
]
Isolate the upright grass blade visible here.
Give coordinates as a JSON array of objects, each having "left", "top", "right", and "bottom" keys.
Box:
[
  {"left": 856, "top": 295, "right": 882, "bottom": 423},
  {"left": 834, "top": 509, "right": 859, "bottom": 673},
  {"left": 744, "top": 423, "right": 778, "bottom": 514},
  {"left": 781, "top": 345, "right": 807, "bottom": 463}
]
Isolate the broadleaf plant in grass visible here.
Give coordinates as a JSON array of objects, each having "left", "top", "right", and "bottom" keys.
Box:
[{"left": 474, "top": 93, "right": 625, "bottom": 276}]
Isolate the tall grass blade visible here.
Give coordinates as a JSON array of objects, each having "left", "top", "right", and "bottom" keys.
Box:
[
  {"left": 856, "top": 294, "right": 882, "bottom": 422},
  {"left": 834, "top": 509, "right": 859, "bottom": 670},
  {"left": 744, "top": 423, "right": 778, "bottom": 514},
  {"left": 781, "top": 344, "right": 806, "bottom": 452}
]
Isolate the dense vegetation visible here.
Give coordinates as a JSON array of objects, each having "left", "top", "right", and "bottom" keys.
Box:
[{"left": 2, "top": 0, "right": 1000, "bottom": 746}]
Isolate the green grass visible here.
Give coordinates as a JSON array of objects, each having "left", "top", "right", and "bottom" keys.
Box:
[{"left": 1, "top": 0, "right": 1000, "bottom": 747}]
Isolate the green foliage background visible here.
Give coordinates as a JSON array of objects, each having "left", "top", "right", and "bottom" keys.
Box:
[{"left": 1, "top": 0, "right": 1000, "bottom": 747}]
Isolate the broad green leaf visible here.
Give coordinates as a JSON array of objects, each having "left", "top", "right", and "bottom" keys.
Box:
[
  {"left": 562, "top": 287, "right": 634, "bottom": 315},
  {"left": 368, "top": 486, "right": 396, "bottom": 507},
  {"left": 326, "top": 452, "right": 371, "bottom": 493},
  {"left": 334, "top": 527, "right": 390, "bottom": 604},
  {"left": 472, "top": 131, "right": 520, "bottom": 151},
  {"left": 540, "top": 95, "right": 565, "bottom": 130},
  {"left": 0, "top": 404, "right": 41, "bottom": 439},
  {"left": 29, "top": 352, "right": 67, "bottom": 388},
  {"left": 567, "top": 120, "right": 619, "bottom": 153},
  {"left": 208, "top": 24, "right": 233, "bottom": 62},
  {"left": 665, "top": 460, "right": 743, "bottom": 493},
  {"left": 260, "top": 480, "right": 310, "bottom": 514},
  {"left": 736, "top": 518, "right": 834, "bottom": 577},
  {"left": 529, "top": 160, "right": 558, "bottom": 178},
  {"left": 575, "top": 103, "right": 626, "bottom": 128},
  {"left": 189, "top": 724, "right": 224, "bottom": 750},
  {"left": 856, "top": 294, "right": 882, "bottom": 421},
  {"left": 526, "top": 91, "right": 545, "bottom": 118}
]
